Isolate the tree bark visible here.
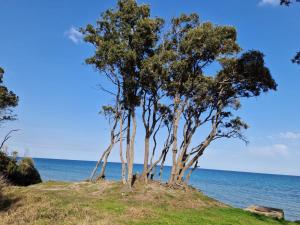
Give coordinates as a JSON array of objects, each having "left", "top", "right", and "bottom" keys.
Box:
[
  {"left": 97, "top": 147, "right": 112, "bottom": 179},
  {"left": 143, "top": 133, "right": 150, "bottom": 182},
  {"left": 128, "top": 108, "right": 137, "bottom": 186},
  {"left": 169, "top": 95, "right": 181, "bottom": 184},
  {"left": 119, "top": 113, "right": 127, "bottom": 184},
  {"left": 184, "top": 160, "right": 198, "bottom": 184},
  {"left": 90, "top": 144, "right": 113, "bottom": 181},
  {"left": 125, "top": 109, "right": 131, "bottom": 184}
]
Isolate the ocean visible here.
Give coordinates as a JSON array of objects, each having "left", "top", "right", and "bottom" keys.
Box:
[{"left": 33, "top": 158, "right": 300, "bottom": 221}]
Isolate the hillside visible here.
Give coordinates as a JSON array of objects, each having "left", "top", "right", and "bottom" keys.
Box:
[{"left": 0, "top": 180, "right": 297, "bottom": 225}]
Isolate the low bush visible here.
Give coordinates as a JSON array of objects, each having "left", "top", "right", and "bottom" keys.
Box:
[
  {"left": 0, "top": 174, "right": 8, "bottom": 200},
  {"left": 0, "top": 174, "right": 7, "bottom": 190},
  {"left": 0, "top": 151, "right": 42, "bottom": 186}
]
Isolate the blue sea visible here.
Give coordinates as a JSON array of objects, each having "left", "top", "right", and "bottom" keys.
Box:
[{"left": 33, "top": 158, "right": 300, "bottom": 221}]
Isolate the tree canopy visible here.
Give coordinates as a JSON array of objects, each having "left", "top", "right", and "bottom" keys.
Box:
[
  {"left": 83, "top": 0, "right": 277, "bottom": 186},
  {"left": 280, "top": 0, "right": 300, "bottom": 64},
  {"left": 0, "top": 67, "right": 18, "bottom": 126}
]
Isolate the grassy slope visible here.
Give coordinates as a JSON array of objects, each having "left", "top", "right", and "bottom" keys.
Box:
[{"left": 0, "top": 180, "right": 297, "bottom": 225}]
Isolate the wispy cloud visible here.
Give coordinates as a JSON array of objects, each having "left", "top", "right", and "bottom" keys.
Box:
[
  {"left": 65, "top": 26, "right": 83, "bottom": 44},
  {"left": 258, "top": 0, "right": 280, "bottom": 6},
  {"left": 267, "top": 131, "right": 300, "bottom": 140},
  {"left": 279, "top": 131, "right": 300, "bottom": 140},
  {"left": 248, "top": 144, "right": 288, "bottom": 157}
]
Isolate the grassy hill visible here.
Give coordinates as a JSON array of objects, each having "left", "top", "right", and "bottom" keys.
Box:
[{"left": 0, "top": 180, "right": 297, "bottom": 225}]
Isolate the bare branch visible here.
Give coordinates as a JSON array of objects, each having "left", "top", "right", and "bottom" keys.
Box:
[{"left": 0, "top": 129, "right": 19, "bottom": 151}]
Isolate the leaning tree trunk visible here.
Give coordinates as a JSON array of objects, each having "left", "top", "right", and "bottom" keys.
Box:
[
  {"left": 90, "top": 144, "right": 113, "bottom": 181},
  {"left": 184, "top": 160, "right": 198, "bottom": 184},
  {"left": 177, "top": 124, "right": 218, "bottom": 183},
  {"left": 97, "top": 147, "right": 112, "bottom": 180},
  {"left": 90, "top": 109, "right": 119, "bottom": 181}
]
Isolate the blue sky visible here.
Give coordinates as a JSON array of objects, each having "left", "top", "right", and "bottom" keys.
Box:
[{"left": 0, "top": 0, "right": 299, "bottom": 176}]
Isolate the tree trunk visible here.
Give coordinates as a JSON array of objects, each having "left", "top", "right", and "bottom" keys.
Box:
[
  {"left": 185, "top": 160, "right": 198, "bottom": 184},
  {"left": 119, "top": 114, "right": 127, "bottom": 184},
  {"left": 125, "top": 109, "right": 131, "bottom": 184},
  {"left": 97, "top": 147, "right": 113, "bottom": 179},
  {"left": 169, "top": 103, "right": 180, "bottom": 184},
  {"left": 142, "top": 133, "right": 150, "bottom": 182},
  {"left": 159, "top": 150, "right": 168, "bottom": 181},
  {"left": 128, "top": 108, "right": 137, "bottom": 187},
  {"left": 90, "top": 144, "right": 112, "bottom": 181}
]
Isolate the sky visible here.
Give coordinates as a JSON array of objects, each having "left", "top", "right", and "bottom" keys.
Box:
[{"left": 0, "top": 0, "right": 299, "bottom": 176}]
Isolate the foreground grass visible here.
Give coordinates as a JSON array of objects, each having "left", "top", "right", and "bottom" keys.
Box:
[{"left": 0, "top": 180, "right": 297, "bottom": 225}]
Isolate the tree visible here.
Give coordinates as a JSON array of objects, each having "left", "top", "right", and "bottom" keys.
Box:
[
  {"left": 160, "top": 15, "right": 277, "bottom": 185},
  {"left": 82, "top": 0, "right": 163, "bottom": 186},
  {"left": 173, "top": 51, "right": 276, "bottom": 184},
  {"left": 0, "top": 67, "right": 18, "bottom": 125},
  {"left": 280, "top": 0, "right": 300, "bottom": 6},
  {"left": 83, "top": 1, "right": 277, "bottom": 187},
  {"left": 280, "top": 0, "right": 300, "bottom": 64}
]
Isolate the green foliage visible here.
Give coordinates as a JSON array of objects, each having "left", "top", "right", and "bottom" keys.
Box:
[
  {"left": 82, "top": 0, "right": 164, "bottom": 109},
  {"left": 0, "top": 151, "right": 42, "bottom": 186},
  {"left": 16, "top": 157, "right": 42, "bottom": 186},
  {"left": 0, "top": 174, "right": 7, "bottom": 192},
  {"left": 0, "top": 66, "right": 18, "bottom": 124},
  {"left": 280, "top": 1, "right": 300, "bottom": 64},
  {"left": 83, "top": 0, "right": 278, "bottom": 183},
  {"left": 292, "top": 52, "right": 300, "bottom": 64}
]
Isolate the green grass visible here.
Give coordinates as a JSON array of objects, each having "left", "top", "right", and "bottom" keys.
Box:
[{"left": 0, "top": 180, "right": 297, "bottom": 225}]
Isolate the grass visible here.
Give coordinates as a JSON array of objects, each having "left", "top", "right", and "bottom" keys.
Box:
[{"left": 0, "top": 180, "right": 297, "bottom": 225}]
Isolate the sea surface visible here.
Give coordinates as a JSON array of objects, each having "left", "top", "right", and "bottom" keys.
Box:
[{"left": 32, "top": 158, "right": 300, "bottom": 221}]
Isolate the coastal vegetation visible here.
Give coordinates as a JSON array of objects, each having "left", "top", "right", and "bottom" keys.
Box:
[
  {"left": 0, "top": 67, "right": 41, "bottom": 186},
  {"left": 0, "top": 180, "right": 298, "bottom": 225},
  {"left": 1, "top": 1, "right": 298, "bottom": 224},
  {"left": 0, "top": 66, "right": 18, "bottom": 125},
  {"left": 0, "top": 151, "right": 41, "bottom": 186},
  {"left": 280, "top": 0, "right": 300, "bottom": 64},
  {"left": 82, "top": 0, "right": 277, "bottom": 186}
]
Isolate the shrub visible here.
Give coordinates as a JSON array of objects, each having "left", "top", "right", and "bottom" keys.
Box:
[
  {"left": 0, "top": 174, "right": 8, "bottom": 200},
  {"left": 16, "top": 157, "right": 42, "bottom": 186},
  {"left": 0, "top": 151, "right": 42, "bottom": 186},
  {"left": 0, "top": 174, "right": 7, "bottom": 189}
]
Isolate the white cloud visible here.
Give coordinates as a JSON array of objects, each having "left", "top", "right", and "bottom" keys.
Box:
[
  {"left": 279, "top": 132, "right": 300, "bottom": 140},
  {"left": 258, "top": 0, "right": 280, "bottom": 6},
  {"left": 65, "top": 26, "right": 83, "bottom": 44},
  {"left": 248, "top": 144, "right": 288, "bottom": 157}
]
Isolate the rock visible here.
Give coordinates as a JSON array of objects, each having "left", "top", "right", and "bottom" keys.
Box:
[{"left": 244, "top": 205, "right": 284, "bottom": 220}]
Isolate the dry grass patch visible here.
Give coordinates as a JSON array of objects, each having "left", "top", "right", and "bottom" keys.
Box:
[{"left": 0, "top": 180, "right": 297, "bottom": 225}]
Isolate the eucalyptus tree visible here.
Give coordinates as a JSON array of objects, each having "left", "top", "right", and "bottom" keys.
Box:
[
  {"left": 139, "top": 49, "right": 175, "bottom": 181},
  {"left": 82, "top": 0, "right": 163, "bottom": 186},
  {"left": 160, "top": 14, "right": 243, "bottom": 184},
  {"left": 83, "top": 0, "right": 277, "bottom": 187},
  {"left": 160, "top": 15, "right": 277, "bottom": 185},
  {"left": 174, "top": 51, "right": 277, "bottom": 184},
  {"left": 280, "top": 0, "right": 300, "bottom": 64},
  {"left": 0, "top": 67, "right": 18, "bottom": 127},
  {"left": 280, "top": 0, "right": 300, "bottom": 6}
]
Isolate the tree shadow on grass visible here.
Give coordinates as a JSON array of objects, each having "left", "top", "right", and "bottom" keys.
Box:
[{"left": 0, "top": 195, "right": 20, "bottom": 212}]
